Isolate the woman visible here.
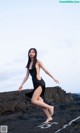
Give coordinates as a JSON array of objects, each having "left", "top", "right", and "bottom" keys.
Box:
[{"left": 18, "top": 48, "right": 59, "bottom": 123}]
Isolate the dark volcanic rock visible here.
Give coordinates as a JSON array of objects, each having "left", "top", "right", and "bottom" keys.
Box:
[
  {"left": 0, "top": 86, "right": 80, "bottom": 133},
  {"left": 0, "top": 90, "right": 32, "bottom": 115},
  {"left": 45, "top": 86, "right": 73, "bottom": 102},
  {"left": 72, "top": 93, "right": 80, "bottom": 101},
  {"left": 0, "top": 86, "right": 74, "bottom": 115}
]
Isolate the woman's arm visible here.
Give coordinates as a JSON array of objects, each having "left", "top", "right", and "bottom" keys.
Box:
[
  {"left": 18, "top": 68, "right": 29, "bottom": 92},
  {"left": 38, "top": 60, "right": 59, "bottom": 84}
]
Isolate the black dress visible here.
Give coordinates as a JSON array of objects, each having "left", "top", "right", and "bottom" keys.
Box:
[{"left": 25, "top": 66, "right": 45, "bottom": 99}]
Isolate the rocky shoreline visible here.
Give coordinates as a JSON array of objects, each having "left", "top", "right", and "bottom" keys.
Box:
[{"left": 0, "top": 86, "right": 80, "bottom": 133}]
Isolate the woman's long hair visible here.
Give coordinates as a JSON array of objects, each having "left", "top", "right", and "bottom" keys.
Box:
[{"left": 26, "top": 48, "right": 37, "bottom": 69}]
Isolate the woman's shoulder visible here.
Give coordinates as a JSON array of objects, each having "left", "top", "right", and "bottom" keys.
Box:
[{"left": 37, "top": 59, "right": 42, "bottom": 66}]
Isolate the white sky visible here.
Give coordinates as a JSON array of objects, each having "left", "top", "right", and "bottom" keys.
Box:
[{"left": 0, "top": 0, "right": 80, "bottom": 93}]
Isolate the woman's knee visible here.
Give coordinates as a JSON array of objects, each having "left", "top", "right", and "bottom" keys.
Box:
[
  {"left": 31, "top": 96, "right": 43, "bottom": 104},
  {"left": 31, "top": 98, "right": 36, "bottom": 104},
  {"left": 39, "top": 97, "right": 43, "bottom": 102}
]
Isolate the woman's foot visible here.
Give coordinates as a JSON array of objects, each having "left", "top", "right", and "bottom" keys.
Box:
[
  {"left": 49, "top": 106, "right": 54, "bottom": 116},
  {"left": 43, "top": 117, "right": 53, "bottom": 124}
]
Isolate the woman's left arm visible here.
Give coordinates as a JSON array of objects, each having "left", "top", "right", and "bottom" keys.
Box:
[{"left": 38, "top": 60, "right": 59, "bottom": 84}]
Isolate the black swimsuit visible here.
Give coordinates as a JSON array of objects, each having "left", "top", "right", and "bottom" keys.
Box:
[{"left": 25, "top": 66, "right": 45, "bottom": 99}]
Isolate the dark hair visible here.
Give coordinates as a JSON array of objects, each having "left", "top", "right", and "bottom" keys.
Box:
[{"left": 26, "top": 48, "right": 37, "bottom": 69}]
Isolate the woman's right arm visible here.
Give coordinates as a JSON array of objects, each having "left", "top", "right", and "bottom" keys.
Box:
[{"left": 18, "top": 69, "right": 29, "bottom": 92}]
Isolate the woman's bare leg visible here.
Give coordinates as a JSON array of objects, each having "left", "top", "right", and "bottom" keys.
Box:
[
  {"left": 39, "top": 97, "right": 51, "bottom": 117},
  {"left": 39, "top": 97, "right": 53, "bottom": 123},
  {"left": 31, "top": 86, "right": 54, "bottom": 118}
]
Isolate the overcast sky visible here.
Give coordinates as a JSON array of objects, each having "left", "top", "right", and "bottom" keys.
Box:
[{"left": 0, "top": 0, "right": 80, "bottom": 93}]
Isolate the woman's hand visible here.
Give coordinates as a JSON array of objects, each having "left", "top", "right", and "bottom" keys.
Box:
[
  {"left": 18, "top": 85, "right": 23, "bottom": 92},
  {"left": 53, "top": 78, "right": 59, "bottom": 84}
]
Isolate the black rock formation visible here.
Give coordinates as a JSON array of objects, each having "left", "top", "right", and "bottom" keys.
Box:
[{"left": 0, "top": 86, "right": 80, "bottom": 133}]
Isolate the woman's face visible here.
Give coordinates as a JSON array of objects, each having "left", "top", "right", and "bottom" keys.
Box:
[{"left": 29, "top": 49, "right": 36, "bottom": 58}]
